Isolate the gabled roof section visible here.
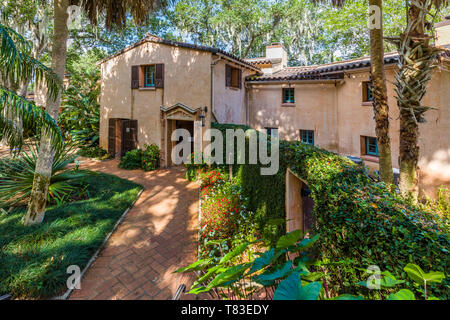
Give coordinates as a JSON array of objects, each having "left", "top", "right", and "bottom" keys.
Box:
[{"left": 99, "top": 34, "right": 261, "bottom": 72}]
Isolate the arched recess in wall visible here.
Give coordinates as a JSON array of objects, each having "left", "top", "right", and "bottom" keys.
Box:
[{"left": 285, "top": 168, "right": 315, "bottom": 235}]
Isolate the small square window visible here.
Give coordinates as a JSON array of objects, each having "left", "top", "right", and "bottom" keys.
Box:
[
  {"left": 365, "top": 136, "right": 378, "bottom": 156},
  {"left": 362, "top": 81, "right": 374, "bottom": 102},
  {"left": 300, "top": 130, "right": 314, "bottom": 145},
  {"left": 144, "top": 65, "right": 155, "bottom": 87},
  {"left": 283, "top": 88, "right": 295, "bottom": 104}
]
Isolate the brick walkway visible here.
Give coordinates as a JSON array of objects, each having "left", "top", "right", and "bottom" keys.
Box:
[{"left": 69, "top": 160, "right": 199, "bottom": 300}]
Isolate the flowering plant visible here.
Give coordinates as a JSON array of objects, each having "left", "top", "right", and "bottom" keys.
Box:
[{"left": 198, "top": 169, "right": 257, "bottom": 259}]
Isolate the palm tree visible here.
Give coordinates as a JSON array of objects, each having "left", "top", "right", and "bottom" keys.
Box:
[
  {"left": 314, "top": 0, "right": 394, "bottom": 184},
  {"left": 0, "top": 23, "right": 62, "bottom": 151},
  {"left": 387, "top": 0, "right": 448, "bottom": 201},
  {"left": 24, "top": 0, "right": 164, "bottom": 225}
]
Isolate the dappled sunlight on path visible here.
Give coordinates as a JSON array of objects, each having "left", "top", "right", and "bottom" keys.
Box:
[{"left": 69, "top": 159, "right": 199, "bottom": 300}]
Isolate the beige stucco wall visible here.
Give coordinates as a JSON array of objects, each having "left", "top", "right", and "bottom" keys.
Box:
[
  {"left": 249, "top": 64, "right": 450, "bottom": 197},
  {"left": 99, "top": 42, "right": 212, "bottom": 151},
  {"left": 248, "top": 82, "right": 339, "bottom": 151},
  {"left": 212, "top": 59, "right": 251, "bottom": 125}
]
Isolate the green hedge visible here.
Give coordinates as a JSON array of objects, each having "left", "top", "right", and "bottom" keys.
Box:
[{"left": 187, "top": 123, "right": 449, "bottom": 298}]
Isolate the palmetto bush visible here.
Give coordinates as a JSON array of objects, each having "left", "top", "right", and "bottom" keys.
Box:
[{"left": 0, "top": 143, "right": 93, "bottom": 208}]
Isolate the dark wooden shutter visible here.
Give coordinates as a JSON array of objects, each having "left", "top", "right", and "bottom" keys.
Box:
[
  {"left": 225, "top": 64, "right": 232, "bottom": 87},
  {"left": 121, "top": 119, "right": 138, "bottom": 156},
  {"left": 238, "top": 69, "right": 242, "bottom": 89},
  {"left": 108, "top": 118, "right": 116, "bottom": 158},
  {"left": 131, "top": 66, "right": 139, "bottom": 89},
  {"left": 155, "top": 64, "right": 164, "bottom": 88}
]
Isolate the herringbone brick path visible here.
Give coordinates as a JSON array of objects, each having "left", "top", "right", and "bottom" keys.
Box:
[{"left": 69, "top": 160, "right": 199, "bottom": 300}]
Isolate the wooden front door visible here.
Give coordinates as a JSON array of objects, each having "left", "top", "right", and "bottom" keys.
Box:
[{"left": 121, "top": 119, "right": 138, "bottom": 156}]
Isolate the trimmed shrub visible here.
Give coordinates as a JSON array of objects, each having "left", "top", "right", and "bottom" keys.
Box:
[{"left": 118, "top": 149, "right": 142, "bottom": 170}]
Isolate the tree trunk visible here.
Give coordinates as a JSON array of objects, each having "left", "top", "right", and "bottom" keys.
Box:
[
  {"left": 399, "top": 114, "right": 419, "bottom": 199},
  {"left": 369, "top": 0, "right": 394, "bottom": 185},
  {"left": 23, "top": 0, "right": 69, "bottom": 226}
]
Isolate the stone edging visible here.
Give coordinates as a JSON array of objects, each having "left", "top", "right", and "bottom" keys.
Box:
[{"left": 52, "top": 187, "right": 145, "bottom": 300}]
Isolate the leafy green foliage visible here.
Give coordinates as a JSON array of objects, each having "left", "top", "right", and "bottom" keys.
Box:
[
  {"left": 60, "top": 50, "right": 104, "bottom": 148},
  {"left": 0, "top": 23, "right": 61, "bottom": 100},
  {"left": 117, "top": 144, "right": 161, "bottom": 171},
  {"left": 0, "top": 173, "right": 142, "bottom": 299},
  {"left": 78, "top": 146, "right": 108, "bottom": 160},
  {"left": 387, "top": 289, "right": 415, "bottom": 300},
  {"left": 0, "top": 23, "right": 63, "bottom": 151},
  {"left": 198, "top": 170, "right": 257, "bottom": 260},
  {"left": 187, "top": 123, "right": 449, "bottom": 299},
  {"left": 273, "top": 273, "right": 321, "bottom": 300},
  {"left": 141, "top": 144, "right": 161, "bottom": 171},
  {"left": 177, "top": 229, "right": 322, "bottom": 300},
  {"left": 118, "top": 149, "right": 143, "bottom": 170},
  {"left": 0, "top": 143, "right": 93, "bottom": 208}
]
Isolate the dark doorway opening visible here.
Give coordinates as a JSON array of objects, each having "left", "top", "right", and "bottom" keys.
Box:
[
  {"left": 108, "top": 118, "right": 138, "bottom": 158},
  {"left": 173, "top": 120, "right": 194, "bottom": 163},
  {"left": 286, "top": 169, "right": 316, "bottom": 235}
]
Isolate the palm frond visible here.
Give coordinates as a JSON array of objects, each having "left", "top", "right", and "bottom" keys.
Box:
[
  {"left": 71, "top": 0, "right": 163, "bottom": 29},
  {"left": 0, "top": 142, "right": 93, "bottom": 208},
  {"left": 0, "top": 23, "right": 62, "bottom": 100},
  {"left": 0, "top": 86, "right": 63, "bottom": 151}
]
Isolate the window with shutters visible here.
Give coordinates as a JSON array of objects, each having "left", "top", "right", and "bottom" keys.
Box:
[
  {"left": 226, "top": 64, "right": 242, "bottom": 89},
  {"left": 132, "top": 64, "right": 164, "bottom": 89}
]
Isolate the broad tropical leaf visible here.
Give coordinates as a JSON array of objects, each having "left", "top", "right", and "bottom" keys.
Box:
[
  {"left": 273, "top": 272, "right": 322, "bottom": 300},
  {"left": 219, "top": 242, "right": 249, "bottom": 264},
  {"left": 254, "top": 261, "right": 293, "bottom": 282},
  {"left": 335, "top": 294, "right": 364, "bottom": 300},
  {"left": 387, "top": 289, "right": 416, "bottom": 300},
  {"left": 276, "top": 230, "right": 303, "bottom": 249},
  {"left": 174, "top": 259, "right": 212, "bottom": 273}
]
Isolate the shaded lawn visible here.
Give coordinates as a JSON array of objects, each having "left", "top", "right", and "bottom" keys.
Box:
[{"left": 0, "top": 172, "right": 143, "bottom": 299}]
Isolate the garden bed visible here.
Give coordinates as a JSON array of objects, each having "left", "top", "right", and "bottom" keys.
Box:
[{"left": 0, "top": 172, "right": 143, "bottom": 299}]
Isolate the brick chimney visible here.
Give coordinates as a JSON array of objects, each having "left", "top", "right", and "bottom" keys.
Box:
[
  {"left": 265, "top": 43, "right": 288, "bottom": 72},
  {"left": 435, "top": 15, "right": 450, "bottom": 47}
]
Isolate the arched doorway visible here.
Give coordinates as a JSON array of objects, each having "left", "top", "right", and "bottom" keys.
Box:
[{"left": 285, "top": 168, "right": 315, "bottom": 235}]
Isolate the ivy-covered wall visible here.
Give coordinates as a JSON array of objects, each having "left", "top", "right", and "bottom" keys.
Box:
[{"left": 189, "top": 123, "right": 449, "bottom": 297}]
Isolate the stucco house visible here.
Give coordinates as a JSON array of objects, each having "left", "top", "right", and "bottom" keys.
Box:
[{"left": 99, "top": 19, "right": 450, "bottom": 196}]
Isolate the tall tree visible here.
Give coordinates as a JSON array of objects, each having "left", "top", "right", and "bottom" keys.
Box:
[
  {"left": 314, "top": 1, "right": 394, "bottom": 184},
  {"left": 23, "top": 0, "right": 164, "bottom": 226},
  {"left": 369, "top": 0, "right": 394, "bottom": 184},
  {"left": 387, "top": 0, "right": 449, "bottom": 201}
]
